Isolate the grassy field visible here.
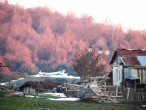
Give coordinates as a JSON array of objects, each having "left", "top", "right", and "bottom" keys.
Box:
[{"left": 0, "top": 90, "right": 145, "bottom": 110}]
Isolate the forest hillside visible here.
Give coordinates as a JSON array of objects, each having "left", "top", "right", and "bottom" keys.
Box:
[{"left": 0, "top": 2, "right": 146, "bottom": 78}]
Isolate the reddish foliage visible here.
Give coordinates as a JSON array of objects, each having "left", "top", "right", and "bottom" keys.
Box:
[{"left": 0, "top": 2, "right": 146, "bottom": 77}]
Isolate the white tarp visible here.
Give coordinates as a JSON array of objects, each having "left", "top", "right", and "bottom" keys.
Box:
[
  {"left": 113, "top": 66, "right": 122, "bottom": 86},
  {"left": 39, "top": 93, "right": 66, "bottom": 97},
  {"left": 124, "top": 68, "right": 139, "bottom": 79}
]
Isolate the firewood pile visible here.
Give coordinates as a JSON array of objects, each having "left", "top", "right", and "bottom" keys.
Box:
[{"left": 59, "top": 76, "right": 122, "bottom": 103}]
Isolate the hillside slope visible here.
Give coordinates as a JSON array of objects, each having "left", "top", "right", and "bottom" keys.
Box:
[{"left": 0, "top": 2, "right": 146, "bottom": 76}]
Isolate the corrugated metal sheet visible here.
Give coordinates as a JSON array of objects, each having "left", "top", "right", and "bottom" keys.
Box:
[
  {"left": 122, "top": 57, "right": 140, "bottom": 66},
  {"left": 121, "top": 56, "right": 146, "bottom": 67},
  {"left": 117, "top": 49, "right": 146, "bottom": 57},
  {"left": 110, "top": 49, "right": 146, "bottom": 64},
  {"left": 137, "top": 56, "right": 146, "bottom": 66}
]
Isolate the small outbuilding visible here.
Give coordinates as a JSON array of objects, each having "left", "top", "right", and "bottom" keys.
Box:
[
  {"left": 109, "top": 49, "right": 146, "bottom": 89},
  {"left": 19, "top": 81, "right": 61, "bottom": 93},
  {"left": 109, "top": 49, "right": 146, "bottom": 100}
]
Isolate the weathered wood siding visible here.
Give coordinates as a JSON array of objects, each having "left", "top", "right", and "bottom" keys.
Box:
[
  {"left": 122, "top": 87, "right": 146, "bottom": 100},
  {"left": 137, "top": 68, "right": 146, "bottom": 84}
]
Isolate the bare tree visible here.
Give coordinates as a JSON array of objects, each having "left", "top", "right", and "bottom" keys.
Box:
[{"left": 73, "top": 48, "right": 107, "bottom": 82}]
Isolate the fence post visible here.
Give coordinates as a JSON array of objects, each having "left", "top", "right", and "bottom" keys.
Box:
[{"left": 127, "top": 87, "right": 130, "bottom": 99}]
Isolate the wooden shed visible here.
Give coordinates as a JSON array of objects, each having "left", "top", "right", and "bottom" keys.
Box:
[
  {"left": 109, "top": 49, "right": 146, "bottom": 100},
  {"left": 19, "top": 81, "right": 61, "bottom": 93},
  {"left": 109, "top": 49, "right": 146, "bottom": 89}
]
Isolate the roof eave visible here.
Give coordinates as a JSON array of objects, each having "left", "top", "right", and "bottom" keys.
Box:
[{"left": 125, "top": 66, "right": 146, "bottom": 68}]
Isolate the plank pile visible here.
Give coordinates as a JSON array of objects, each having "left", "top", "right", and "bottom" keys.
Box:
[
  {"left": 58, "top": 76, "right": 122, "bottom": 103},
  {"left": 78, "top": 77, "right": 122, "bottom": 103},
  {"left": 62, "top": 83, "right": 83, "bottom": 97}
]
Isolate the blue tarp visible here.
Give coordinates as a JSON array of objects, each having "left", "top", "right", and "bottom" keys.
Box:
[{"left": 124, "top": 68, "right": 139, "bottom": 79}]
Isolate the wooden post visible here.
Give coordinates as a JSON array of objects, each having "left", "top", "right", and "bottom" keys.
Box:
[
  {"left": 115, "top": 86, "right": 118, "bottom": 97},
  {"left": 127, "top": 87, "right": 130, "bottom": 99},
  {"left": 135, "top": 80, "right": 136, "bottom": 90}
]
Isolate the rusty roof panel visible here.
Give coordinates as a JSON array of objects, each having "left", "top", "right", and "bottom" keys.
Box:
[
  {"left": 110, "top": 49, "right": 146, "bottom": 64},
  {"left": 122, "top": 57, "right": 141, "bottom": 66},
  {"left": 117, "top": 49, "right": 146, "bottom": 57}
]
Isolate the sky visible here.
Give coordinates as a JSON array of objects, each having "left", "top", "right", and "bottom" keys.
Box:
[{"left": 4, "top": 0, "right": 146, "bottom": 30}]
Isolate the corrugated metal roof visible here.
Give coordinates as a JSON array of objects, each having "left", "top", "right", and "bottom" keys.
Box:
[
  {"left": 110, "top": 49, "right": 146, "bottom": 65},
  {"left": 117, "top": 49, "right": 146, "bottom": 57},
  {"left": 122, "top": 57, "right": 140, "bottom": 66}
]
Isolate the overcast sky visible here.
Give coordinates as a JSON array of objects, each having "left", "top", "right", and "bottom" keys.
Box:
[{"left": 5, "top": 0, "right": 146, "bottom": 30}]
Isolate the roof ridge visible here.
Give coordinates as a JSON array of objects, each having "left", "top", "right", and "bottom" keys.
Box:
[{"left": 117, "top": 48, "right": 146, "bottom": 51}]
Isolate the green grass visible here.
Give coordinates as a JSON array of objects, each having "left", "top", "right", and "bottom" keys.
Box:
[
  {"left": 0, "top": 97, "right": 144, "bottom": 110},
  {"left": 0, "top": 90, "right": 145, "bottom": 110},
  {"left": 0, "top": 90, "right": 14, "bottom": 97}
]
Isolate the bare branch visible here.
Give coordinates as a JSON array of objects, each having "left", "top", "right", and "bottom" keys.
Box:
[{"left": 73, "top": 48, "right": 107, "bottom": 82}]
